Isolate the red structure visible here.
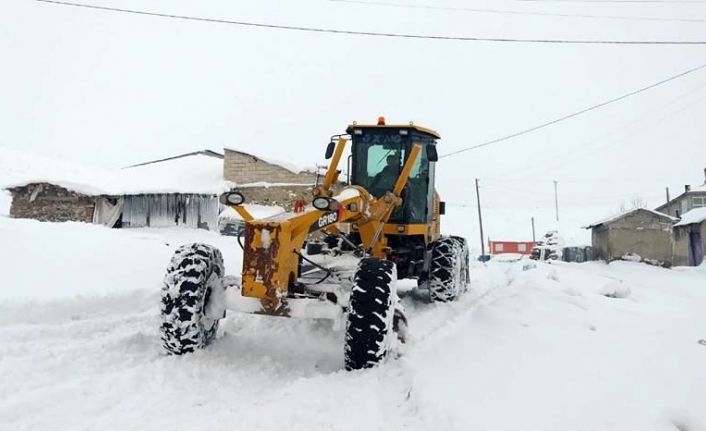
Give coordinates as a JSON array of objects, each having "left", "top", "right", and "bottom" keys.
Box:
[{"left": 489, "top": 241, "right": 536, "bottom": 255}]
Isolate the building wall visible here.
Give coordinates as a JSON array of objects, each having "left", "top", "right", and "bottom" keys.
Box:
[
  {"left": 591, "top": 225, "right": 610, "bottom": 260},
  {"left": 489, "top": 241, "right": 535, "bottom": 255},
  {"left": 8, "top": 183, "right": 95, "bottom": 223},
  {"left": 239, "top": 185, "right": 314, "bottom": 211},
  {"left": 223, "top": 149, "right": 316, "bottom": 185},
  {"left": 658, "top": 191, "right": 706, "bottom": 217},
  {"left": 121, "top": 194, "right": 219, "bottom": 230},
  {"left": 601, "top": 210, "right": 674, "bottom": 264},
  {"left": 673, "top": 222, "right": 706, "bottom": 266}
]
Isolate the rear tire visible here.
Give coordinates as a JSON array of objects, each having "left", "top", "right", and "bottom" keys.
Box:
[
  {"left": 160, "top": 243, "right": 225, "bottom": 355},
  {"left": 429, "top": 236, "right": 468, "bottom": 302},
  {"left": 345, "top": 258, "right": 397, "bottom": 370},
  {"left": 451, "top": 236, "right": 470, "bottom": 291}
]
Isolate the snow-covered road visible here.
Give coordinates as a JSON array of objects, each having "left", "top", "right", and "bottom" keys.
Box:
[{"left": 1, "top": 217, "right": 705, "bottom": 430}]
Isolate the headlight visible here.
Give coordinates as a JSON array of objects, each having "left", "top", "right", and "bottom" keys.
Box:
[
  {"left": 313, "top": 197, "right": 331, "bottom": 211},
  {"left": 220, "top": 191, "right": 245, "bottom": 206}
]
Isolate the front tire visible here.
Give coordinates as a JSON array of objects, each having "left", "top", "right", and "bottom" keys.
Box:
[
  {"left": 345, "top": 258, "right": 397, "bottom": 370},
  {"left": 160, "top": 243, "right": 225, "bottom": 355}
]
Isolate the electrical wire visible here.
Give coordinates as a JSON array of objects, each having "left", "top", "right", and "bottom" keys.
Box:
[
  {"left": 440, "top": 61, "right": 706, "bottom": 158},
  {"left": 484, "top": 78, "right": 706, "bottom": 179},
  {"left": 514, "top": 0, "right": 706, "bottom": 3},
  {"left": 330, "top": 0, "right": 706, "bottom": 23},
  {"left": 34, "top": 0, "right": 706, "bottom": 45}
]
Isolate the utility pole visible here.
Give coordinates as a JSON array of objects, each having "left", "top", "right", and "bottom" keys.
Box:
[
  {"left": 475, "top": 178, "right": 485, "bottom": 257},
  {"left": 553, "top": 180, "right": 559, "bottom": 222},
  {"left": 531, "top": 216, "right": 536, "bottom": 242}
]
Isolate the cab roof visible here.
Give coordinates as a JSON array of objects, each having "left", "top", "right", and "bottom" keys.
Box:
[{"left": 346, "top": 123, "right": 441, "bottom": 140}]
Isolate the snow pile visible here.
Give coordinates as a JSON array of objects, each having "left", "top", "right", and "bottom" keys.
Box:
[
  {"left": 0, "top": 146, "right": 233, "bottom": 197},
  {"left": 0, "top": 190, "right": 10, "bottom": 216},
  {"left": 0, "top": 146, "right": 110, "bottom": 196}
]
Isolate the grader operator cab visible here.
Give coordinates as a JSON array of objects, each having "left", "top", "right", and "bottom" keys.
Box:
[{"left": 160, "top": 119, "right": 470, "bottom": 370}]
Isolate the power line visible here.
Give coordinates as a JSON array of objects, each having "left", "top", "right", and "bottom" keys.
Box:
[
  {"left": 330, "top": 0, "right": 706, "bottom": 23},
  {"left": 34, "top": 0, "right": 706, "bottom": 45},
  {"left": 440, "top": 61, "right": 706, "bottom": 158},
  {"left": 514, "top": 0, "right": 706, "bottom": 3}
]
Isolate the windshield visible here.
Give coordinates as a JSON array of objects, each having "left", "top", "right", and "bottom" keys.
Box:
[{"left": 352, "top": 133, "right": 431, "bottom": 223}]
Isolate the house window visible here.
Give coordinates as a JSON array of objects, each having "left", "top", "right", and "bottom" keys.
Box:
[
  {"left": 518, "top": 243, "right": 527, "bottom": 252},
  {"left": 495, "top": 243, "right": 504, "bottom": 252},
  {"left": 694, "top": 196, "right": 706, "bottom": 208}
]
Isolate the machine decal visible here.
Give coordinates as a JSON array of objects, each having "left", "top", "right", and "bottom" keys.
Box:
[{"left": 311, "top": 211, "right": 339, "bottom": 232}]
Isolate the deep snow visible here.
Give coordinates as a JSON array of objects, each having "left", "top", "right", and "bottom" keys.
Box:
[{"left": 1, "top": 215, "right": 705, "bottom": 430}]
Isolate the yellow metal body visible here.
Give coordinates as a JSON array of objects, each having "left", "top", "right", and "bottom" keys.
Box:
[{"left": 229, "top": 123, "right": 442, "bottom": 313}]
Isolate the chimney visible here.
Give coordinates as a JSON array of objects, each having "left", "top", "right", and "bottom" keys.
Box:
[
  {"left": 703, "top": 167, "right": 706, "bottom": 185},
  {"left": 685, "top": 185, "right": 691, "bottom": 193}
]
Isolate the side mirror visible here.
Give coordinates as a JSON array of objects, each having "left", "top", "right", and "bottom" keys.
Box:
[
  {"left": 325, "top": 142, "right": 335, "bottom": 159},
  {"left": 427, "top": 145, "right": 438, "bottom": 162},
  {"left": 439, "top": 201, "right": 446, "bottom": 215}
]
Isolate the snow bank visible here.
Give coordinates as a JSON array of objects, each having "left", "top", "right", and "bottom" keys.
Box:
[
  {"left": 0, "top": 147, "right": 233, "bottom": 196},
  {"left": 0, "top": 190, "right": 10, "bottom": 216}
]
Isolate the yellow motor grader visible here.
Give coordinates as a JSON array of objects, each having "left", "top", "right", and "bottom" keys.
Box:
[{"left": 160, "top": 119, "right": 470, "bottom": 370}]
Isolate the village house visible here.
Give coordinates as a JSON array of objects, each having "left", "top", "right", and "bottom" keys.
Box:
[
  {"left": 655, "top": 169, "right": 706, "bottom": 218},
  {"left": 584, "top": 208, "right": 677, "bottom": 265}
]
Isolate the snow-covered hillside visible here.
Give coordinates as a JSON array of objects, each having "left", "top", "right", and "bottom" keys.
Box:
[{"left": 1, "top": 215, "right": 704, "bottom": 430}]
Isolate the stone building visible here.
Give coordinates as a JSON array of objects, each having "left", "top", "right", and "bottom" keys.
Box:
[
  {"left": 7, "top": 183, "right": 97, "bottom": 223},
  {"left": 223, "top": 148, "right": 318, "bottom": 209},
  {"left": 585, "top": 208, "right": 677, "bottom": 265},
  {"left": 672, "top": 208, "right": 706, "bottom": 266}
]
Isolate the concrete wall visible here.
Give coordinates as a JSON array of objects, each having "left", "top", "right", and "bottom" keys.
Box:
[
  {"left": 591, "top": 209, "right": 674, "bottom": 264},
  {"left": 8, "top": 183, "right": 95, "bottom": 223},
  {"left": 673, "top": 222, "right": 706, "bottom": 266},
  {"left": 223, "top": 149, "right": 316, "bottom": 185}
]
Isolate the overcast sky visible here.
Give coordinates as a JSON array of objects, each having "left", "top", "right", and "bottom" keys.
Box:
[{"left": 2, "top": 0, "right": 705, "bottom": 244}]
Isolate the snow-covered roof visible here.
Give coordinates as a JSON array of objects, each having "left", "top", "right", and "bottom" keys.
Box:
[
  {"left": 1, "top": 148, "right": 232, "bottom": 196},
  {"left": 674, "top": 207, "right": 706, "bottom": 227},
  {"left": 584, "top": 208, "right": 678, "bottom": 229},
  {"left": 224, "top": 147, "right": 315, "bottom": 174}
]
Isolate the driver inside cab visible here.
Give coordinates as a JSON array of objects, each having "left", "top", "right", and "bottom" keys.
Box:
[{"left": 369, "top": 154, "right": 401, "bottom": 198}]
